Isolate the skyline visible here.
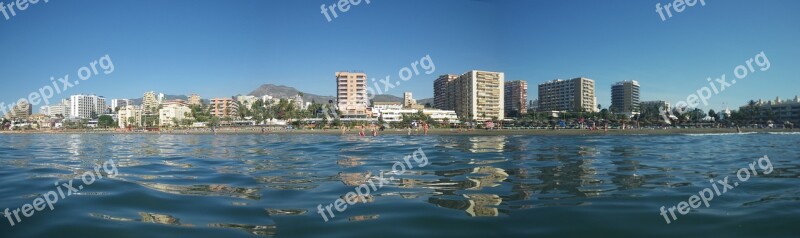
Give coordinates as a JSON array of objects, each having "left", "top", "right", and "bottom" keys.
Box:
[{"left": 1, "top": 0, "right": 799, "bottom": 113}]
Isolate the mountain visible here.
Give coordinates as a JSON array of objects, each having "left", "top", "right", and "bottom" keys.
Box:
[
  {"left": 371, "top": 94, "right": 403, "bottom": 102},
  {"left": 248, "top": 84, "right": 421, "bottom": 105},
  {"left": 122, "top": 84, "right": 433, "bottom": 109},
  {"left": 417, "top": 98, "right": 433, "bottom": 106},
  {"left": 248, "top": 84, "right": 335, "bottom": 104}
]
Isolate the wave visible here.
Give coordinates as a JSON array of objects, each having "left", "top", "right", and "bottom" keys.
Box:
[
  {"left": 683, "top": 132, "right": 758, "bottom": 136},
  {"left": 766, "top": 132, "right": 800, "bottom": 135}
]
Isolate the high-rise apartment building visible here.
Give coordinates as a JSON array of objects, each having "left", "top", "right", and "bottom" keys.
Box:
[
  {"left": 433, "top": 74, "right": 458, "bottom": 109},
  {"left": 111, "top": 99, "right": 132, "bottom": 112},
  {"left": 403, "top": 92, "right": 416, "bottom": 108},
  {"left": 530, "top": 99, "right": 539, "bottom": 112},
  {"left": 443, "top": 70, "right": 505, "bottom": 121},
  {"left": 4, "top": 101, "right": 32, "bottom": 119},
  {"left": 69, "top": 94, "right": 106, "bottom": 119},
  {"left": 142, "top": 91, "right": 160, "bottom": 114},
  {"left": 538, "top": 77, "right": 597, "bottom": 112},
  {"left": 210, "top": 97, "right": 239, "bottom": 118},
  {"left": 504, "top": 80, "right": 528, "bottom": 117},
  {"left": 188, "top": 94, "right": 202, "bottom": 106},
  {"left": 335, "top": 72, "right": 368, "bottom": 118},
  {"left": 610, "top": 80, "right": 640, "bottom": 114}
]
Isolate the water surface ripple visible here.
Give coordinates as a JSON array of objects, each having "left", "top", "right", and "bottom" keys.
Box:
[{"left": 0, "top": 133, "right": 798, "bottom": 237}]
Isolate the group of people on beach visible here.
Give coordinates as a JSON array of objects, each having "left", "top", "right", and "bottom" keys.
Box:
[{"left": 337, "top": 122, "right": 429, "bottom": 137}]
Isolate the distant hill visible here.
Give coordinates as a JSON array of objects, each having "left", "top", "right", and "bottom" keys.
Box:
[
  {"left": 124, "top": 84, "right": 428, "bottom": 108},
  {"left": 248, "top": 84, "right": 421, "bottom": 105},
  {"left": 417, "top": 98, "right": 433, "bottom": 106},
  {"left": 371, "top": 94, "right": 403, "bottom": 103},
  {"left": 248, "top": 84, "right": 335, "bottom": 104}
]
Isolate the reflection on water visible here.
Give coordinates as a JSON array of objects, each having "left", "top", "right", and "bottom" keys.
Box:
[
  {"left": 140, "top": 212, "right": 183, "bottom": 226},
  {"left": 467, "top": 136, "right": 506, "bottom": 153},
  {"left": 0, "top": 134, "right": 799, "bottom": 237},
  {"left": 429, "top": 194, "right": 503, "bottom": 217},
  {"left": 209, "top": 224, "right": 278, "bottom": 237},
  {"left": 139, "top": 182, "right": 261, "bottom": 200}
]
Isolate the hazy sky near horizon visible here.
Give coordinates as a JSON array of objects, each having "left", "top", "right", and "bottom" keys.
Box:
[{"left": 1, "top": 0, "right": 798, "bottom": 113}]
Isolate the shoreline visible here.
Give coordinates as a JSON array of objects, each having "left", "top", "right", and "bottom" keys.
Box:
[{"left": 0, "top": 128, "right": 797, "bottom": 136}]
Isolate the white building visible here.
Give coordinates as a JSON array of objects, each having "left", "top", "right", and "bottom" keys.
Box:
[
  {"left": 159, "top": 104, "right": 192, "bottom": 127},
  {"left": 236, "top": 95, "right": 258, "bottom": 110},
  {"left": 422, "top": 109, "right": 459, "bottom": 123},
  {"left": 44, "top": 99, "right": 71, "bottom": 118},
  {"left": 261, "top": 95, "right": 275, "bottom": 103},
  {"left": 69, "top": 94, "right": 106, "bottom": 119},
  {"left": 293, "top": 94, "right": 306, "bottom": 110},
  {"left": 111, "top": 99, "right": 132, "bottom": 112},
  {"left": 142, "top": 91, "right": 160, "bottom": 114},
  {"left": 118, "top": 105, "right": 143, "bottom": 128},
  {"left": 373, "top": 103, "right": 458, "bottom": 123},
  {"left": 403, "top": 92, "right": 417, "bottom": 108}
]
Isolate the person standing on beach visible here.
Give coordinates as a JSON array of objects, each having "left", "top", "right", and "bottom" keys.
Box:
[
  {"left": 371, "top": 124, "right": 377, "bottom": 137},
  {"left": 423, "top": 122, "right": 429, "bottom": 136},
  {"left": 407, "top": 125, "right": 412, "bottom": 135},
  {"left": 359, "top": 125, "right": 366, "bottom": 137},
  {"left": 341, "top": 125, "right": 347, "bottom": 135}
]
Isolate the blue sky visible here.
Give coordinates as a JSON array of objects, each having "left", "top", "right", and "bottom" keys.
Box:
[{"left": 0, "top": 0, "right": 797, "bottom": 114}]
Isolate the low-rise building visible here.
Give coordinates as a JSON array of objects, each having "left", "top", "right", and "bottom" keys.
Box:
[
  {"left": 422, "top": 109, "right": 459, "bottom": 123},
  {"left": 742, "top": 96, "right": 800, "bottom": 124},
  {"left": 372, "top": 103, "right": 458, "bottom": 123},
  {"left": 159, "top": 104, "right": 193, "bottom": 127}
]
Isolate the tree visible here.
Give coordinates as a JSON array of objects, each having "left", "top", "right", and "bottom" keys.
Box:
[
  {"left": 708, "top": 109, "right": 719, "bottom": 122},
  {"left": 127, "top": 117, "right": 136, "bottom": 128},
  {"left": 209, "top": 117, "right": 221, "bottom": 127},
  {"left": 98, "top": 115, "right": 115, "bottom": 128}
]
